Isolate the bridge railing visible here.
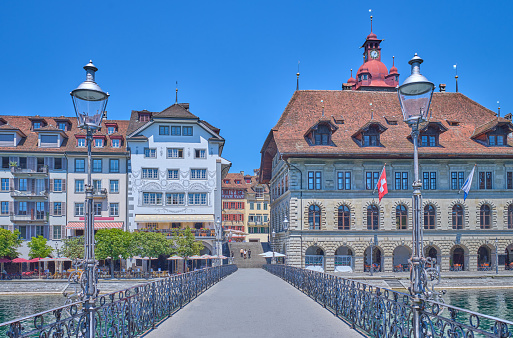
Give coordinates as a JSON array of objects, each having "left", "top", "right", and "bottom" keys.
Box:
[
  {"left": 1, "top": 264, "right": 237, "bottom": 337},
  {"left": 264, "top": 264, "right": 513, "bottom": 338}
]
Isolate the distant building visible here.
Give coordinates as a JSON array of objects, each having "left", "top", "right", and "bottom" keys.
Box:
[
  {"left": 259, "top": 27, "right": 513, "bottom": 273},
  {"left": 222, "top": 170, "right": 270, "bottom": 242},
  {"left": 126, "top": 103, "right": 231, "bottom": 256}
]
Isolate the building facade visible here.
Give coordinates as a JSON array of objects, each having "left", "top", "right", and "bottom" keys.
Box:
[
  {"left": 66, "top": 120, "right": 130, "bottom": 237},
  {"left": 127, "top": 103, "right": 230, "bottom": 256},
  {"left": 222, "top": 170, "right": 270, "bottom": 242},
  {"left": 259, "top": 28, "right": 513, "bottom": 273}
]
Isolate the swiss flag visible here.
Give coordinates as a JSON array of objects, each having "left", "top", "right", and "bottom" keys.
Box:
[{"left": 377, "top": 166, "right": 388, "bottom": 202}]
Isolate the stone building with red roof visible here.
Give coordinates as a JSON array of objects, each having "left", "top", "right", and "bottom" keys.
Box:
[
  {"left": 222, "top": 170, "right": 270, "bottom": 242},
  {"left": 259, "top": 28, "right": 513, "bottom": 273}
]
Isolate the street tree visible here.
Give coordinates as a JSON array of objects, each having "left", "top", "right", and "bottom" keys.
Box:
[
  {"left": 95, "top": 229, "right": 132, "bottom": 277},
  {"left": 0, "top": 228, "right": 22, "bottom": 259},
  {"left": 61, "top": 236, "right": 84, "bottom": 260},
  {"left": 132, "top": 231, "right": 170, "bottom": 272},
  {"left": 171, "top": 228, "right": 204, "bottom": 272},
  {"left": 27, "top": 235, "right": 53, "bottom": 259}
]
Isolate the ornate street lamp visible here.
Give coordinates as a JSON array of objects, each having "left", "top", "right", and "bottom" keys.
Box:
[
  {"left": 495, "top": 238, "right": 499, "bottom": 275},
  {"left": 271, "top": 229, "right": 276, "bottom": 264},
  {"left": 398, "top": 54, "right": 435, "bottom": 338},
  {"left": 215, "top": 217, "right": 222, "bottom": 266},
  {"left": 283, "top": 215, "right": 289, "bottom": 232},
  {"left": 70, "top": 60, "right": 109, "bottom": 338}
]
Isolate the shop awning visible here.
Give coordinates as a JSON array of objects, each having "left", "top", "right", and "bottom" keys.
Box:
[
  {"left": 66, "top": 222, "right": 124, "bottom": 229},
  {"left": 134, "top": 214, "right": 214, "bottom": 223}
]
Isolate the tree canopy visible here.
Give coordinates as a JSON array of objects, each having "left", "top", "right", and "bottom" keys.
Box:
[
  {"left": 27, "top": 235, "right": 53, "bottom": 259},
  {"left": 61, "top": 236, "right": 84, "bottom": 260},
  {"left": 95, "top": 229, "right": 132, "bottom": 261},
  {"left": 0, "top": 229, "right": 22, "bottom": 258},
  {"left": 132, "top": 231, "right": 171, "bottom": 258},
  {"left": 171, "top": 228, "right": 204, "bottom": 257}
]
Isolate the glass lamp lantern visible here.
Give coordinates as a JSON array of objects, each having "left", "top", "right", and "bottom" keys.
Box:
[
  {"left": 283, "top": 216, "right": 289, "bottom": 231},
  {"left": 397, "top": 54, "right": 434, "bottom": 124},
  {"left": 71, "top": 61, "right": 109, "bottom": 129},
  {"left": 272, "top": 230, "right": 276, "bottom": 238}
]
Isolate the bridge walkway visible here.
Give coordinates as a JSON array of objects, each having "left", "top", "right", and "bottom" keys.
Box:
[{"left": 144, "top": 268, "right": 362, "bottom": 338}]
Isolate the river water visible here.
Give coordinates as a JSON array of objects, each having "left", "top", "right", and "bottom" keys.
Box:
[{"left": 0, "top": 289, "right": 512, "bottom": 333}]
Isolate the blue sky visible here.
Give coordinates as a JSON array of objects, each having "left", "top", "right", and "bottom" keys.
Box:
[{"left": 0, "top": 1, "right": 511, "bottom": 174}]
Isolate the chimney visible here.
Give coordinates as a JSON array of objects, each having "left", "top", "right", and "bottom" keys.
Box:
[
  {"left": 439, "top": 84, "right": 446, "bottom": 92},
  {"left": 240, "top": 171, "right": 244, "bottom": 176},
  {"left": 505, "top": 113, "right": 512, "bottom": 121},
  {"left": 103, "top": 110, "right": 107, "bottom": 120}
]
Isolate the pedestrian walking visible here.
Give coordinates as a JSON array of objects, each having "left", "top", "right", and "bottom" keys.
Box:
[
  {"left": 244, "top": 249, "right": 247, "bottom": 259},
  {"left": 248, "top": 249, "right": 251, "bottom": 259},
  {"left": 231, "top": 251, "right": 234, "bottom": 258},
  {"left": 240, "top": 248, "right": 243, "bottom": 258}
]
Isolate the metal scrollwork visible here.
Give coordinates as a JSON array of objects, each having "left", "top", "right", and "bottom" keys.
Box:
[
  {"left": 264, "top": 264, "right": 513, "bottom": 338},
  {"left": 1, "top": 265, "right": 237, "bottom": 337}
]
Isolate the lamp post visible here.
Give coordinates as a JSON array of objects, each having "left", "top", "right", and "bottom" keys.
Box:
[
  {"left": 271, "top": 229, "right": 276, "bottom": 264},
  {"left": 283, "top": 216, "right": 289, "bottom": 265},
  {"left": 398, "top": 53, "right": 434, "bottom": 338},
  {"left": 369, "top": 238, "right": 375, "bottom": 276},
  {"left": 495, "top": 238, "right": 499, "bottom": 275},
  {"left": 70, "top": 61, "right": 109, "bottom": 338},
  {"left": 215, "top": 217, "right": 222, "bottom": 266}
]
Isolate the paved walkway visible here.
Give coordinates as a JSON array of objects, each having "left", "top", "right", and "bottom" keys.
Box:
[{"left": 145, "top": 269, "right": 362, "bottom": 338}]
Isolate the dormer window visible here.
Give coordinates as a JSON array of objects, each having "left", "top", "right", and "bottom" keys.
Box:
[
  {"left": 235, "top": 180, "right": 241, "bottom": 184},
  {"left": 112, "top": 139, "right": 121, "bottom": 148},
  {"left": 363, "top": 134, "right": 379, "bottom": 146},
  {"left": 314, "top": 125, "right": 331, "bottom": 145},
  {"left": 39, "top": 134, "right": 59, "bottom": 148},
  {"left": 224, "top": 180, "right": 230, "bottom": 184},
  {"left": 139, "top": 113, "right": 151, "bottom": 122},
  {"left": 77, "top": 138, "right": 86, "bottom": 147},
  {"left": 94, "top": 138, "right": 104, "bottom": 147},
  {"left": 57, "top": 122, "right": 67, "bottom": 131},
  {"left": 352, "top": 121, "right": 387, "bottom": 148},
  {"left": 33, "top": 122, "right": 41, "bottom": 129},
  {"left": 421, "top": 135, "right": 438, "bottom": 147},
  {"left": 245, "top": 178, "right": 251, "bottom": 183},
  {"left": 108, "top": 126, "right": 116, "bottom": 134},
  {"left": 489, "top": 134, "right": 505, "bottom": 146},
  {"left": 305, "top": 120, "right": 338, "bottom": 146}
]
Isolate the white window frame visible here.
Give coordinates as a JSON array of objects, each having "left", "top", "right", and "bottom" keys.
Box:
[{"left": 191, "top": 169, "right": 207, "bottom": 180}]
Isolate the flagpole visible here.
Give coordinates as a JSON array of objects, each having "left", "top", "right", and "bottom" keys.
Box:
[{"left": 372, "top": 163, "right": 386, "bottom": 194}]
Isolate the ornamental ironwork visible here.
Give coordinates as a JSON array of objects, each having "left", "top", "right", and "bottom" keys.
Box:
[
  {"left": 264, "top": 264, "right": 513, "bottom": 338},
  {"left": 0, "top": 265, "right": 237, "bottom": 337}
]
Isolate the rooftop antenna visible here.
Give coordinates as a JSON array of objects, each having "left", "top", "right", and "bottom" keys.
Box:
[
  {"left": 453, "top": 64, "right": 458, "bottom": 93},
  {"left": 369, "top": 9, "right": 373, "bottom": 32},
  {"left": 175, "top": 81, "right": 178, "bottom": 103},
  {"left": 296, "top": 61, "right": 300, "bottom": 91},
  {"left": 370, "top": 102, "right": 373, "bottom": 119},
  {"left": 498, "top": 101, "right": 501, "bottom": 117},
  {"left": 321, "top": 100, "right": 325, "bottom": 117}
]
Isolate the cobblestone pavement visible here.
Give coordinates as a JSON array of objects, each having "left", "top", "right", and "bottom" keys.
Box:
[{"left": 144, "top": 269, "right": 362, "bottom": 338}]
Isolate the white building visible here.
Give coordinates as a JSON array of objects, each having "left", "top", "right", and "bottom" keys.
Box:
[{"left": 127, "top": 103, "right": 230, "bottom": 256}]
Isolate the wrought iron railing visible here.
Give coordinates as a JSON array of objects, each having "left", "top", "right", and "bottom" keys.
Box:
[
  {"left": 0, "top": 264, "right": 237, "bottom": 337},
  {"left": 264, "top": 264, "right": 513, "bottom": 337}
]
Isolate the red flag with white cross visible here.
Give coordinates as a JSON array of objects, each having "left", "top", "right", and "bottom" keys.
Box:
[{"left": 376, "top": 165, "right": 388, "bottom": 202}]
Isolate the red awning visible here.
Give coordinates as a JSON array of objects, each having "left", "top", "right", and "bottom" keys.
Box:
[
  {"left": 66, "top": 222, "right": 124, "bottom": 230},
  {"left": 12, "top": 258, "right": 29, "bottom": 263}
]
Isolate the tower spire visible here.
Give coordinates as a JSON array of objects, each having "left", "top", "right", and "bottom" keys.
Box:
[
  {"left": 392, "top": 56, "right": 395, "bottom": 67},
  {"left": 453, "top": 64, "right": 458, "bottom": 93},
  {"left": 369, "top": 9, "right": 373, "bottom": 32},
  {"left": 296, "top": 61, "right": 300, "bottom": 91},
  {"left": 175, "top": 81, "right": 178, "bottom": 103}
]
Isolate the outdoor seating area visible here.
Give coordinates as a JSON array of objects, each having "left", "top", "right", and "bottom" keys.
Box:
[
  {"left": 450, "top": 264, "right": 463, "bottom": 271},
  {"left": 477, "top": 263, "right": 492, "bottom": 271},
  {"left": 135, "top": 228, "right": 216, "bottom": 237},
  {"left": 393, "top": 264, "right": 410, "bottom": 272},
  {"left": 364, "top": 264, "right": 381, "bottom": 272}
]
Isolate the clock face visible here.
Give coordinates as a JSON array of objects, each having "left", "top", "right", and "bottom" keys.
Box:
[{"left": 370, "top": 50, "right": 378, "bottom": 59}]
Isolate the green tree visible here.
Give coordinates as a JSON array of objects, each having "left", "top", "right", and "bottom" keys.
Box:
[
  {"left": 61, "top": 236, "right": 84, "bottom": 260},
  {"left": 170, "top": 228, "right": 204, "bottom": 272},
  {"left": 95, "top": 229, "right": 132, "bottom": 277},
  {"left": 0, "top": 229, "right": 22, "bottom": 258},
  {"left": 27, "top": 235, "right": 53, "bottom": 259},
  {"left": 132, "top": 231, "right": 170, "bottom": 272}
]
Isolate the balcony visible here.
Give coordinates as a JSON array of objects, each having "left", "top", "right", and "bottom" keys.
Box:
[
  {"left": 93, "top": 188, "right": 108, "bottom": 199},
  {"left": 10, "top": 189, "right": 48, "bottom": 199},
  {"left": 10, "top": 212, "right": 48, "bottom": 223},
  {"left": 135, "top": 228, "right": 216, "bottom": 239},
  {"left": 10, "top": 166, "right": 48, "bottom": 176}
]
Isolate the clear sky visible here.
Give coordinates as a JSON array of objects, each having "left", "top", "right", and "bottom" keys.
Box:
[{"left": 0, "top": 1, "right": 511, "bottom": 174}]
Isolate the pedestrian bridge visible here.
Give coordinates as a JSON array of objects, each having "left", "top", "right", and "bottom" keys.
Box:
[
  {"left": 2, "top": 265, "right": 513, "bottom": 337},
  {"left": 145, "top": 268, "right": 359, "bottom": 337}
]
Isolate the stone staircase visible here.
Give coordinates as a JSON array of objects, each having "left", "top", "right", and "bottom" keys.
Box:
[{"left": 228, "top": 242, "right": 267, "bottom": 268}]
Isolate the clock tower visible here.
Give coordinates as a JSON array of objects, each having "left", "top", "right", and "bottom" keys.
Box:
[{"left": 343, "top": 16, "right": 400, "bottom": 91}]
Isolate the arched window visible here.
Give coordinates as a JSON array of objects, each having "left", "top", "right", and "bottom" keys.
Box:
[
  {"left": 480, "top": 205, "right": 491, "bottom": 229},
  {"left": 314, "top": 125, "right": 331, "bottom": 145},
  {"left": 452, "top": 205, "right": 464, "bottom": 230},
  {"left": 367, "top": 205, "right": 379, "bottom": 230},
  {"left": 424, "top": 205, "right": 436, "bottom": 230},
  {"left": 308, "top": 205, "right": 321, "bottom": 230},
  {"left": 396, "top": 205, "right": 408, "bottom": 230},
  {"left": 509, "top": 205, "right": 513, "bottom": 230},
  {"left": 338, "top": 205, "right": 350, "bottom": 230}
]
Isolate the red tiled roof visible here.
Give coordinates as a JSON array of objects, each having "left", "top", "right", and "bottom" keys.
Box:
[
  {"left": 260, "top": 90, "right": 513, "bottom": 182},
  {"left": 222, "top": 172, "right": 268, "bottom": 192}
]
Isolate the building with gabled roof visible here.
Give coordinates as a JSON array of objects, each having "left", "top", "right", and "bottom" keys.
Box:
[
  {"left": 259, "top": 26, "right": 513, "bottom": 274},
  {"left": 127, "top": 102, "right": 231, "bottom": 260}
]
